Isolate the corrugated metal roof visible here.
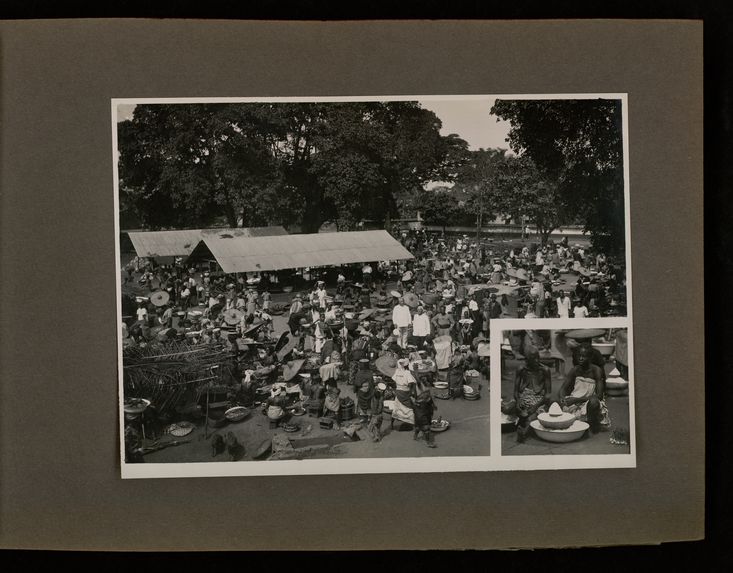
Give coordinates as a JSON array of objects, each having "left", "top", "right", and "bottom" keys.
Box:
[
  {"left": 127, "top": 226, "right": 288, "bottom": 258},
  {"left": 195, "top": 230, "right": 414, "bottom": 273}
]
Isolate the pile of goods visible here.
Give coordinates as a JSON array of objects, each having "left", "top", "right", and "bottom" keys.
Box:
[
  {"left": 605, "top": 367, "right": 629, "bottom": 396},
  {"left": 430, "top": 417, "right": 450, "bottom": 432},
  {"left": 530, "top": 402, "right": 589, "bottom": 443}
]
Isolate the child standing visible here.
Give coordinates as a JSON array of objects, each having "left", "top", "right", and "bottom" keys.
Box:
[
  {"left": 368, "top": 382, "right": 386, "bottom": 442},
  {"left": 413, "top": 389, "right": 437, "bottom": 448}
]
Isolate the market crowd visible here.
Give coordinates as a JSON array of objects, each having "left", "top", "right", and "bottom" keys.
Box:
[{"left": 122, "top": 229, "right": 627, "bottom": 459}]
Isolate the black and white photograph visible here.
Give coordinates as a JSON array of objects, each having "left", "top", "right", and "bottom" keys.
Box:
[
  {"left": 114, "top": 95, "right": 631, "bottom": 477},
  {"left": 497, "top": 324, "right": 633, "bottom": 458}
]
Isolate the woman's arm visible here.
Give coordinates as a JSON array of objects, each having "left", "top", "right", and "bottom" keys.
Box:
[
  {"left": 594, "top": 364, "right": 606, "bottom": 401},
  {"left": 541, "top": 367, "right": 553, "bottom": 408},
  {"left": 559, "top": 369, "right": 576, "bottom": 405}
]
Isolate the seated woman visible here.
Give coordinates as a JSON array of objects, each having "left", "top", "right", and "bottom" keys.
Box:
[
  {"left": 558, "top": 346, "right": 610, "bottom": 433},
  {"left": 352, "top": 358, "right": 374, "bottom": 397},
  {"left": 503, "top": 346, "right": 552, "bottom": 442},
  {"left": 318, "top": 350, "right": 343, "bottom": 388},
  {"left": 435, "top": 352, "right": 466, "bottom": 400},
  {"left": 322, "top": 386, "right": 342, "bottom": 429},
  {"left": 355, "top": 378, "right": 376, "bottom": 424},
  {"left": 263, "top": 384, "right": 289, "bottom": 427},
  {"left": 304, "top": 374, "right": 326, "bottom": 417},
  {"left": 390, "top": 358, "right": 417, "bottom": 430}
]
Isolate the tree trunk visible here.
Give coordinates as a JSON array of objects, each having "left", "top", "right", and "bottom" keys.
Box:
[
  {"left": 476, "top": 203, "right": 483, "bottom": 243},
  {"left": 224, "top": 205, "right": 237, "bottom": 228},
  {"left": 539, "top": 227, "right": 555, "bottom": 246}
]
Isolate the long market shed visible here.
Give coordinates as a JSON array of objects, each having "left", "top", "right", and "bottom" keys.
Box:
[
  {"left": 126, "top": 226, "right": 288, "bottom": 260},
  {"left": 187, "top": 230, "right": 414, "bottom": 274}
]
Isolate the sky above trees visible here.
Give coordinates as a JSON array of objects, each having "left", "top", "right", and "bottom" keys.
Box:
[
  {"left": 116, "top": 97, "right": 627, "bottom": 254},
  {"left": 118, "top": 98, "right": 513, "bottom": 151}
]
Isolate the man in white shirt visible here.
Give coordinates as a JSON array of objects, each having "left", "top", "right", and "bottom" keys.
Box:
[
  {"left": 136, "top": 304, "right": 148, "bottom": 324},
  {"left": 316, "top": 281, "right": 328, "bottom": 310},
  {"left": 411, "top": 306, "right": 431, "bottom": 349},
  {"left": 391, "top": 297, "right": 412, "bottom": 349},
  {"left": 556, "top": 291, "right": 572, "bottom": 318}
]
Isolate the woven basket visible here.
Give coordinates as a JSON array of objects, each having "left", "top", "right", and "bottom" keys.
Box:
[
  {"left": 422, "top": 293, "right": 439, "bottom": 305},
  {"left": 166, "top": 421, "right": 195, "bottom": 437},
  {"left": 224, "top": 406, "right": 250, "bottom": 423}
]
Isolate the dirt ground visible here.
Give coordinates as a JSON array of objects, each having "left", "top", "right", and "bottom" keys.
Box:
[
  {"left": 130, "top": 286, "right": 490, "bottom": 463},
  {"left": 142, "top": 388, "right": 490, "bottom": 463}
]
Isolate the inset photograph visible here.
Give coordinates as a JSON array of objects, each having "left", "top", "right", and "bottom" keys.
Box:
[{"left": 499, "top": 327, "right": 631, "bottom": 456}]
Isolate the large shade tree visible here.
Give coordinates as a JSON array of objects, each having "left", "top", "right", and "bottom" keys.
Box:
[
  {"left": 118, "top": 101, "right": 467, "bottom": 232},
  {"left": 118, "top": 104, "right": 287, "bottom": 229},
  {"left": 452, "top": 148, "right": 509, "bottom": 234},
  {"left": 420, "top": 189, "right": 469, "bottom": 233},
  {"left": 490, "top": 99, "right": 625, "bottom": 254},
  {"left": 493, "top": 155, "right": 568, "bottom": 245}
]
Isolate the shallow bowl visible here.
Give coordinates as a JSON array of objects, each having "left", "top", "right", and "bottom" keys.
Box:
[
  {"left": 123, "top": 398, "right": 150, "bottom": 415},
  {"left": 530, "top": 420, "right": 589, "bottom": 443},
  {"left": 605, "top": 377, "right": 629, "bottom": 396},
  {"left": 591, "top": 341, "right": 616, "bottom": 356},
  {"left": 430, "top": 419, "right": 450, "bottom": 432}
]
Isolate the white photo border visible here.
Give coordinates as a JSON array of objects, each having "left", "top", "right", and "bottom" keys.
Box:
[{"left": 114, "top": 94, "right": 634, "bottom": 478}]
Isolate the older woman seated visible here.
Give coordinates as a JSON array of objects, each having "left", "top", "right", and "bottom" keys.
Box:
[
  {"left": 558, "top": 346, "right": 610, "bottom": 433},
  {"left": 503, "top": 347, "right": 552, "bottom": 442}
]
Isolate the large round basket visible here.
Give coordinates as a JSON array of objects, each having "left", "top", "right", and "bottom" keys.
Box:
[
  {"left": 422, "top": 293, "right": 439, "bottom": 306},
  {"left": 403, "top": 292, "right": 419, "bottom": 308},
  {"left": 223, "top": 308, "right": 244, "bottom": 325},
  {"left": 166, "top": 421, "right": 195, "bottom": 437},
  {"left": 149, "top": 290, "right": 170, "bottom": 307},
  {"left": 564, "top": 329, "right": 606, "bottom": 340},
  {"left": 123, "top": 398, "right": 151, "bottom": 415},
  {"left": 224, "top": 406, "right": 250, "bottom": 423}
]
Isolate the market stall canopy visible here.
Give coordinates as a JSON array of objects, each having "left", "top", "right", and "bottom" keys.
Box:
[
  {"left": 126, "top": 226, "right": 288, "bottom": 259},
  {"left": 188, "top": 230, "right": 414, "bottom": 274}
]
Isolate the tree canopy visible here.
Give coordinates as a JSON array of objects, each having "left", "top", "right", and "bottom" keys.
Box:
[
  {"left": 490, "top": 99, "right": 625, "bottom": 254},
  {"left": 118, "top": 102, "right": 468, "bottom": 232}
]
